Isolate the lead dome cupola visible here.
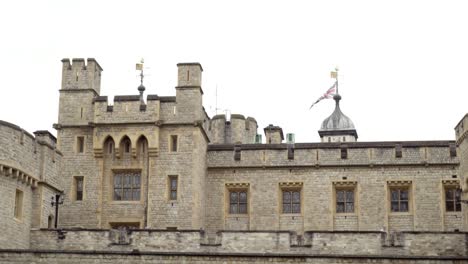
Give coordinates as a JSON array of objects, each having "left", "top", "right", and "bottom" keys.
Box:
[{"left": 318, "top": 94, "right": 358, "bottom": 142}]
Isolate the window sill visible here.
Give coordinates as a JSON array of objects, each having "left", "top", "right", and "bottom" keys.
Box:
[
  {"left": 14, "top": 217, "right": 23, "bottom": 223},
  {"left": 389, "top": 212, "right": 413, "bottom": 216},
  {"left": 445, "top": 211, "right": 462, "bottom": 215},
  {"left": 227, "top": 214, "right": 249, "bottom": 217},
  {"left": 334, "top": 213, "right": 357, "bottom": 216},
  {"left": 280, "top": 213, "right": 302, "bottom": 216},
  {"left": 110, "top": 200, "right": 142, "bottom": 204}
]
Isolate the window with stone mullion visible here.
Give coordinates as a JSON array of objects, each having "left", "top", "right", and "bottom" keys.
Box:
[
  {"left": 445, "top": 188, "right": 461, "bottom": 212},
  {"left": 391, "top": 188, "right": 409, "bottom": 212},
  {"left": 336, "top": 189, "right": 354, "bottom": 213},
  {"left": 229, "top": 191, "right": 247, "bottom": 214},
  {"left": 114, "top": 172, "right": 141, "bottom": 201},
  {"left": 282, "top": 190, "right": 300, "bottom": 214}
]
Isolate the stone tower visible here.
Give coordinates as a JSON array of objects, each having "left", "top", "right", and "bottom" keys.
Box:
[
  {"left": 58, "top": 58, "right": 102, "bottom": 127},
  {"left": 455, "top": 114, "right": 468, "bottom": 230},
  {"left": 55, "top": 58, "right": 103, "bottom": 227},
  {"left": 318, "top": 94, "right": 358, "bottom": 142},
  {"left": 176, "top": 63, "right": 204, "bottom": 123}
]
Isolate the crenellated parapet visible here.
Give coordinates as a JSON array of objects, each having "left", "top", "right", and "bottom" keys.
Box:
[
  {"left": 208, "top": 114, "right": 258, "bottom": 144},
  {"left": 93, "top": 95, "right": 161, "bottom": 124},
  {"left": 61, "top": 58, "right": 102, "bottom": 94}
]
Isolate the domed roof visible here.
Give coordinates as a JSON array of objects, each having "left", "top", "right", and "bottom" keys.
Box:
[{"left": 320, "top": 94, "right": 355, "bottom": 131}]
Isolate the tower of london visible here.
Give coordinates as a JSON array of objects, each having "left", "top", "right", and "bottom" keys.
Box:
[{"left": 0, "top": 58, "right": 467, "bottom": 263}]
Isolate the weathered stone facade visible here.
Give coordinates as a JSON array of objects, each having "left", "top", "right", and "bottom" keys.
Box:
[
  {"left": 0, "top": 121, "right": 62, "bottom": 249},
  {"left": 1, "top": 58, "right": 467, "bottom": 263}
]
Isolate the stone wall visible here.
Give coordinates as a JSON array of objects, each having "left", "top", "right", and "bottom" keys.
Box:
[
  {"left": 57, "top": 127, "right": 100, "bottom": 228},
  {"left": 0, "top": 121, "right": 62, "bottom": 248},
  {"left": 27, "top": 229, "right": 466, "bottom": 257},
  {"left": 206, "top": 142, "right": 460, "bottom": 233},
  {"left": 456, "top": 114, "right": 468, "bottom": 230},
  {"left": 2, "top": 251, "right": 466, "bottom": 264},
  {"left": 0, "top": 176, "right": 33, "bottom": 249}
]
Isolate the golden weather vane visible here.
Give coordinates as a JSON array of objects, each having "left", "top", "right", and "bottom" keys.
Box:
[
  {"left": 136, "top": 58, "right": 146, "bottom": 104},
  {"left": 330, "top": 66, "right": 339, "bottom": 94}
]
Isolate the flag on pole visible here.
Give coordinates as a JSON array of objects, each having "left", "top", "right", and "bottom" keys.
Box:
[
  {"left": 136, "top": 63, "right": 143, "bottom": 71},
  {"left": 330, "top": 71, "right": 338, "bottom": 79},
  {"left": 309, "top": 81, "right": 337, "bottom": 109}
]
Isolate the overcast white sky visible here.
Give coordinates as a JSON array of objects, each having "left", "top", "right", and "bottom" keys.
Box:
[{"left": 0, "top": 0, "right": 467, "bottom": 143}]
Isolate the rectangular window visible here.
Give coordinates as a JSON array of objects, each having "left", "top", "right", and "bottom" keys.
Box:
[
  {"left": 74, "top": 176, "right": 84, "bottom": 201},
  {"left": 77, "top": 136, "right": 84, "bottom": 153},
  {"left": 169, "top": 176, "right": 178, "bottom": 200},
  {"left": 14, "top": 189, "right": 23, "bottom": 219},
  {"left": 113, "top": 172, "right": 141, "bottom": 201},
  {"left": 445, "top": 187, "right": 461, "bottom": 212},
  {"left": 336, "top": 189, "right": 354, "bottom": 213},
  {"left": 170, "top": 135, "right": 178, "bottom": 152},
  {"left": 390, "top": 188, "right": 409, "bottom": 212},
  {"left": 282, "top": 190, "right": 301, "bottom": 214},
  {"left": 229, "top": 190, "right": 248, "bottom": 214}
]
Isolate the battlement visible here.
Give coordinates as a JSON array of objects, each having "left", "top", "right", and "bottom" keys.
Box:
[
  {"left": 61, "top": 58, "right": 102, "bottom": 95},
  {"left": 208, "top": 114, "right": 258, "bottom": 144},
  {"left": 177, "top": 62, "right": 203, "bottom": 87},
  {"left": 93, "top": 94, "right": 165, "bottom": 124}
]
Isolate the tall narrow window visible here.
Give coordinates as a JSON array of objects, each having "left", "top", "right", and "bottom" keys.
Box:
[
  {"left": 169, "top": 176, "right": 178, "bottom": 200},
  {"left": 170, "top": 135, "right": 178, "bottom": 152},
  {"left": 124, "top": 140, "right": 131, "bottom": 153},
  {"left": 47, "top": 215, "right": 54, "bottom": 228},
  {"left": 77, "top": 136, "right": 84, "bottom": 153},
  {"left": 229, "top": 190, "right": 248, "bottom": 214},
  {"left": 336, "top": 189, "right": 354, "bottom": 213},
  {"left": 14, "top": 189, "right": 23, "bottom": 219},
  {"left": 390, "top": 188, "right": 409, "bottom": 212},
  {"left": 445, "top": 187, "right": 461, "bottom": 212},
  {"left": 114, "top": 172, "right": 141, "bottom": 201},
  {"left": 74, "top": 176, "right": 84, "bottom": 201},
  {"left": 108, "top": 141, "right": 114, "bottom": 154},
  {"left": 282, "top": 190, "right": 301, "bottom": 214}
]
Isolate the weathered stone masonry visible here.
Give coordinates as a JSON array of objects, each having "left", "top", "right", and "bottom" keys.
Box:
[{"left": 1, "top": 58, "right": 468, "bottom": 263}]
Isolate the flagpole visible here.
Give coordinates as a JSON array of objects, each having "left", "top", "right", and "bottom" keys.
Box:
[{"left": 335, "top": 66, "right": 339, "bottom": 95}]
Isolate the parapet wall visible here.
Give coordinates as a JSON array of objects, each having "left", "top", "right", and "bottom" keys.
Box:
[
  {"left": 207, "top": 141, "right": 459, "bottom": 168},
  {"left": 93, "top": 95, "right": 161, "bottom": 124},
  {"left": 28, "top": 229, "right": 466, "bottom": 257}
]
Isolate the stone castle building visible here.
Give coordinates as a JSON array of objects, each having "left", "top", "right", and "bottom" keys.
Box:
[{"left": 1, "top": 58, "right": 467, "bottom": 263}]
